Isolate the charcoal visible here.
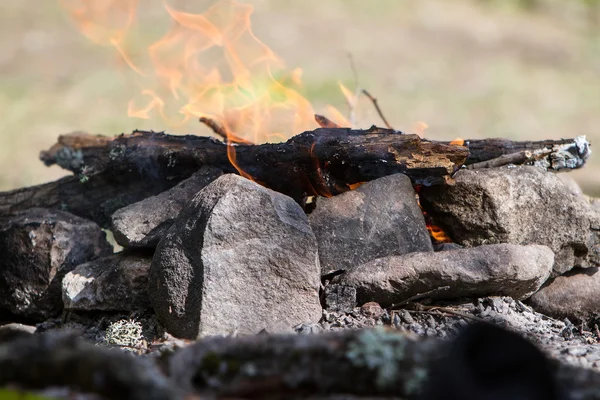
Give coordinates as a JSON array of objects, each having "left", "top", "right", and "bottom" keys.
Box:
[
  {"left": 528, "top": 267, "right": 600, "bottom": 322},
  {"left": 0, "top": 208, "right": 112, "bottom": 320},
  {"left": 149, "top": 174, "right": 322, "bottom": 339},
  {"left": 309, "top": 173, "right": 433, "bottom": 275},
  {"left": 111, "top": 166, "right": 223, "bottom": 248},
  {"left": 62, "top": 251, "right": 152, "bottom": 312},
  {"left": 420, "top": 166, "right": 600, "bottom": 275},
  {"left": 335, "top": 243, "right": 554, "bottom": 306}
]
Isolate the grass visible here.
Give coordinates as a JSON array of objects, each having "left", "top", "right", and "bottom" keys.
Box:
[{"left": 0, "top": 0, "right": 599, "bottom": 193}]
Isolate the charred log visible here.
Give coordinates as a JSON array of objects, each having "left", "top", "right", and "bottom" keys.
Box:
[
  {"left": 448, "top": 136, "right": 590, "bottom": 170},
  {"left": 0, "top": 174, "right": 178, "bottom": 228},
  {"left": 34, "top": 127, "right": 467, "bottom": 214},
  {"left": 0, "top": 128, "right": 588, "bottom": 227}
]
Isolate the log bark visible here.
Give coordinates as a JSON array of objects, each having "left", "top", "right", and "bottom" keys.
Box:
[
  {"left": 0, "top": 174, "right": 177, "bottom": 228},
  {"left": 168, "top": 327, "right": 598, "bottom": 399},
  {"left": 17, "top": 127, "right": 464, "bottom": 226},
  {"left": 0, "top": 128, "right": 588, "bottom": 227},
  {"left": 449, "top": 136, "right": 590, "bottom": 170}
]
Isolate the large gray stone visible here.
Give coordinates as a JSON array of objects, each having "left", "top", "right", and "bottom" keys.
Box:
[
  {"left": 528, "top": 267, "right": 600, "bottom": 322},
  {"left": 0, "top": 208, "right": 112, "bottom": 320},
  {"left": 62, "top": 252, "right": 151, "bottom": 312},
  {"left": 309, "top": 173, "right": 433, "bottom": 274},
  {"left": 335, "top": 243, "right": 554, "bottom": 306},
  {"left": 420, "top": 166, "right": 600, "bottom": 275},
  {"left": 111, "top": 167, "right": 223, "bottom": 248},
  {"left": 149, "top": 174, "right": 322, "bottom": 339}
]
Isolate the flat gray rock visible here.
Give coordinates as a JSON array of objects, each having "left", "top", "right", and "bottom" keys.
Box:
[
  {"left": 309, "top": 174, "right": 433, "bottom": 274},
  {"left": 0, "top": 208, "right": 112, "bottom": 320},
  {"left": 336, "top": 243, "right": 554, "bottom": 306},
  {"left": 420, "top": 166, "right": 600, "bottom": 275},
  {"left": 62, "top": 252, "right": 152, "bottom": 312},
  {"left": 528, "top": 267, "right": 600, "bottom": 322},
  {"left": 149, "top": 174, "right": 322, "bottom": 339},
  {"left": 111, "top": 167, "right": 223, "bottom": 248}
]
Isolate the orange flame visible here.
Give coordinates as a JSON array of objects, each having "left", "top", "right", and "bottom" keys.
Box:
[
  {"left": 426, "top": 224, "right": 452, "bottom": 243},
  {"left": 450, "top": 137, "right": 465, "bottom": 146},
  {"left": 61, "top": 0, "right": 318, "bottom": 177}
]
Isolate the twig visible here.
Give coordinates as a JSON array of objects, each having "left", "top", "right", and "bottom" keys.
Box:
[
  {"left": 347, "top": 53, "right": 360, "bottom": 127},
  {"left": 314, "top": 114, "right": 341, "bottom": 128},
  {"left": 388, "top": 286, "right": 451, "bottom": 310},
  {"left": 362, "top": 89, "right": 393, "bottom": 130},
  {"left": 466, "top": 150, "right": 533, "bottom": 169},
  {"left": 199, "top": 117, "right": 253, "bottom": 145},
  {"left": 419, "top": 305, "right": 487, "bottom": 323}
]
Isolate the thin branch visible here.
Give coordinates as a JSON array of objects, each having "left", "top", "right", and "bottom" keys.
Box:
[
  {"left": 362, "top": 89, "right": 393, "bottom": 130},
  {"left": 347, "top": 53, "right": 360, "bottom": 127},
  {"left": 388, "top": 286, "right": 451, "bottom": 310},
  {"left": 405, "top": 308, "right": 486, "bottom": 323},
  {"left": 466, "top": 150, "right": 533, "bottom": 169},
  {"left": 199, "top": 117, "right": 253, "bottom": 145}
]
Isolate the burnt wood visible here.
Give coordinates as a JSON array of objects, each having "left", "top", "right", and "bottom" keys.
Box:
[
  {"left": 0, "top": 128, "right": 588, "bottom": 227},
  {"left": 450, "top": 136, "right": 590, "bottom": 169}
]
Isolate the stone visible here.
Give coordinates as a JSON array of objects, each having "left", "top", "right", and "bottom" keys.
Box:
[
  {"left": 528, "top": 267, "right": 600, "bottom": 322},
  {"left": 422, "top": 322, "right": 561, "bottom": 400},
  {"left": 62, "top": 251, "right": 152, "bottom": 312},
  {"left": 323, "top": 284, "right": 357, "bottom": 313},
  {"left": 0, "top": 208, "right": 112, "bottom": 320},
  {"left": 309, "top": 173, "right": 433, "bottom": 274},
  {"left": 111, "top": 166, "right": 223, "bottom": 248},
  {"left": 360, "top": 302, "right": 384, "bottom": 319},
  {"left": 420, "top": 166, "right": 600, "bottom": 275},
  {"left": 336, "top": 243, "right": 554, "bottom": 306},
  {"left": 149, "top": 174, "right": 322, "bottom": 339},
  {"left": 0, "top": 323, "right": 36, "bottom": 343}
]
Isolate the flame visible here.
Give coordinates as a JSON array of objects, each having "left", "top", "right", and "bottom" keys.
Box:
[
  {"left": 413, "top": 121, "right": 428, "bottom": 136},
  {"left": 414, "top": 186, "right": 453, "bottom": 244},
  {"left": 427, "top": 224, "right": 452, "bottom": 243},
  {"left": 450, "top": 137, "right": 465, "bottom": 146},
  {"left": 61, "top": 0, "right": 318, "bottom": 178}
]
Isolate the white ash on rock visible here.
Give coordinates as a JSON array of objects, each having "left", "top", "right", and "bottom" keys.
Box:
[
  {"left": 149, "top": 174, "right": 322, "bottom": 339},
  {"left": 111, "top": 166, "right": 223, "bottom": 248},
  {"left": 420, "top": 166, "right": 600, "bottom": 275},
  {"left": 0, "top": 208, "right": 112, "bottom": 321},
  {"left": 309, "top": 173, "right": 433, "bottom": 274},
  {"left": 334, "top": 243, "right": 553, "bottom": 306},
  {"left": 62, "top": 251, "right": 152, "bottom": 312},
  {"left": 528, "top": 267, "right": 600, "bottom": 322}
]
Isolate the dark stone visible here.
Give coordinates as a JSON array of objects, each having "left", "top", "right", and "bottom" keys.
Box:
[
  {"left": 422, "top": 322, "right": 562, "bottom": 400},
  {"left": 420, "top": 166, "right": 600, "bottom": 275},
  {"left": 62, "top": 251, "right": 152, "bottom": 312},
  {"left": 0, "top": 323, "right": 36, "bottom": 343},
  {"left": 149, "top": 174, "right": 322, "bottom": 339},
  {"left": 0, "top": 208, "right": 112, "bottom": 320},
  {"left": 324, "top": 284, "right": 357, "bottom": 313},
  {"left": 336, "top": 243, "right": 554, "bottom": 306},
  {"left": 111, "top": 167, "right": 223, "bottom": 248},
  {"left": 528, "top": 267, "right": 600, "bottom": 322},
  {"left": 309, "top": 173, "right": 433, "bottom": 274}
]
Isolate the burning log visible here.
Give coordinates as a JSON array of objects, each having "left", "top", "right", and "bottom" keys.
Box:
[
  {"left": 0, "top": 128, "right": 589, "bottom": 227},
  {"left": 22, "top": 127, "right": 465, "bottom": 223}
]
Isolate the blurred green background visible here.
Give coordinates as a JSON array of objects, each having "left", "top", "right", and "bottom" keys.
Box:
[{"left": 1, "top": 0, "right": 599, "bottom": 193}]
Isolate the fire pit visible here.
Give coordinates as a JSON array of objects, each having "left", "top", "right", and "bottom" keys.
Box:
[{"left": 2, "top": 1, "right": 600, "bottom": 399}]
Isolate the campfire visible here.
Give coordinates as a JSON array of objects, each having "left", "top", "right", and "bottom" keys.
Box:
[{"left": 2, "top": 1, "right": 600, "bottom": 399}]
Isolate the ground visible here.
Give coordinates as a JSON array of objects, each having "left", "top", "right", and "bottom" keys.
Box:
[{"left": 1, "top": 0, "right": 599, "bottom": 193}]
